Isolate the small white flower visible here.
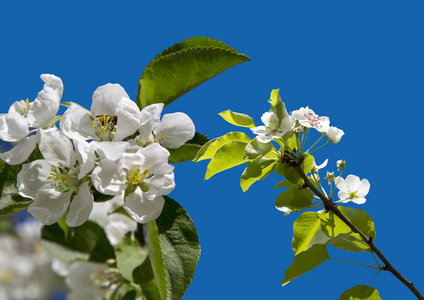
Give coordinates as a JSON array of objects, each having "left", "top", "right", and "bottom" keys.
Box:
[
  {"left": 17, "top": 129, "right": 95, "bottom": 227},
  {"left": 326, "top": 126, "right": 344, "bottom": 143},
  {"left": 251, "top": 111, "right": 295, "bottom": 143},
  {"left": 337, "top": 174, "right": 370, "bottom": 204},
  {"left": 138, "top": 103, "right": 195, "bottom": 149},
  {"left": 0, "top": 74, "right": 63, "bottom": 165},
  {"left": 292, "top": 107, "right": 330, "bottom": 132},
  {"left": 276, "top": 206, "right": 292, "bottom": 216}
]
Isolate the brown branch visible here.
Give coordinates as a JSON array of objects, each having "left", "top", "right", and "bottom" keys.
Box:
[{"left": 294, "top": 165, "right": 424, "bottom": 300}]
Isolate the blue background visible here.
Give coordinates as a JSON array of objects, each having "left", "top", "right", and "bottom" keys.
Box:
[{"left": 1, "top": 1, "right": 424, "bottom": 299}]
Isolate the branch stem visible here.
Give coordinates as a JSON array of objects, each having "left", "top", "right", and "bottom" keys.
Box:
[{"left": 294, "top": 165, "right": 424, "bottom": 300}]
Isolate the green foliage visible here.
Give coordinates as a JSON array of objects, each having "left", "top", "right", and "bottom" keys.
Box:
[
  {"left": 41, "top": 220, "right": 115, "bottom": 263},
  {"left": 340, "top": 285, "right": 382, "bottom": 300},
  {"left": 137, "top": 36, "right": 250, "bottom": 108},
  {"left": 205, "top": 140, "right": 249, "bottom": 179},
  {"left": 292, "top": 212, "right": 329, "bottom": 255},
  {"left": 275, "top": 186, "right": 314, "bottom": 212},
  {"left": 115, "top": 232, "right": 154, "bottom": 285},
  {"left": 218, "top": 110, "right": 256, "bottom": 128},
  {"left": 244, "top": 138, "right": 273, "bottom": 159},
  {"left": 168, "top": 133, "right": 210, "bottom": 163},
  {"left": 193, "top": 131, "right": 251, "bottom": 162},
  {"left": 240, "top": 158, "right": 277, "bottom": 192},
  {"left": 282, "top": 244, "right": 329, "bottom": 286},
  {"left": 146, "top": 197, "right": 200, "bottom": 300}
]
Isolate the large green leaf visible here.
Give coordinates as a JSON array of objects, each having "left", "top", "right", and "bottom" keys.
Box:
[
  {"left": 275, "top": 187, "right": 314, "bottom": 211},
  {"left": 339, "top": 285, "right": 382, "bottom": 300},
  {"left": 240, "top": 158, "right": 277, "bottom": 192},
  {"left": 205, "top": 140, "right": 249, "bottom": 179},
  {"left": 41, "top": 220, "right": 115, "bottom": 263},
  {"left": 115, "top": 232, "right": 154, "bottom": 286},
  {"left": 292, "top": 212, "right": 330, "bottom": 255},
  {"left": 218, "top": 110, "right": 256, "bottom": 128},
  {"left": 282, "top": 244, "right": 329, "bottom": 286},
  {"left": 168, "top": 133, "right": 209, "bottom": 163},
  {"left": 137, "top": 36, "right": 250, "bottom": 108},
  {"left": 146, "top": 196, "right": 200, "bottom": 300}
]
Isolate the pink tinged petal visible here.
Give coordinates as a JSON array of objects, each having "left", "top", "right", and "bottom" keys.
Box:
[
  {"left": 0, "top": 133, "right": 38, "bottom": 165},
  {"left": 74, "top": 140, "right": 96, "bottom": 179},
  {"left": 154, "top": 112, "right": 195, "bottom": 149},
  {"left": 60, "top": 104, "right": 96, "bottom": 141},
  {"left": 139, "top": 103, "right": 164, "bottom": 141},
  {"left": 27, "top": 74, "right": 63, "bottom": 128},
  {"left": 39, "top": 128, "right": 75, "bottom": 166},
  {"left": 91, "top": 159, "right": 126, "bottom": 196},
  {"left": 357, "top": 179, "right": 371, "bottom": 197},
  {"left": 91, "top": 141, "right": 128, "bottom": 161},
  {"left": 66, "top": 182, "right": 93, "bottom": 227},
  {"left": 113, "top": 97, "right": 141, "bottom": 141},
  {"left": 27, "top": 190, "right": 71, "bottom": 225},
  {"left": 138, "top": 143, "right": 172, "bottom": 174},
  {"left": 91, "top": 83, "right": 129, "bottom": 116},
  {"left": 145, "top": 172, "right": 175, "bottom": 199},
  {"left": 17, "top": 159, "right": 53, "bottom": 199},
  {"left": 0, "top": 111, "right": 29, "bottom": 142},
  {"left": 317, "top": 116, "right": 330, "bottom": 132},
  {"left": 124, "top": 189, "right": 165, "bottom": 223}
]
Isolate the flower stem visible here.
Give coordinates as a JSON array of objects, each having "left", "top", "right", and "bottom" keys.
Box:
[{"left": 294, "top": 165, "right": 424, "bottom": 300}]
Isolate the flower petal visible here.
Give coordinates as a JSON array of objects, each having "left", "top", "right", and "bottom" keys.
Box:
[
  {"left": 91, "top": 83, "right": 129, "bottom": 117},
  {"left": 137, "top": 143, "right": 173, "bottom": 174},
  {"left": 66, "top": 182, "right": 93, "bottom": 227},
  {"left": 124, "top": 189, "right": 165, "bottom": 223},
  {"left": 91, "top": 159, "right": 126, "bottom": 196},
  {"left": 139, "top": 103, "right": 164, "bottom": 142},
  {"left": 91, "top": 141, "right": 128, "bottom": 161},
  {"left": 74, "top": 139, "right": 96, "bottom": 179},
  {"left": 60, "top": 104, "right": 96, "bottom": 141},
  {"left": 0, "top": 133, "right": 38, "bottom": 165},
  {"left": 0, "top": 111, "right": 29, "bottom": 142},
  {"left": 27, "top": 189, "right": 71, "bottom": 225},
  {"left": 145, "top": 172, "right": 175, "bottom": 199},
  {"left": 114, "top": 97, "right": 141, "bottom": 141},
  {"left": 17, "top": 159, "right": 53, "bottom": 199},
  {"left": 154, "top": 112, "right": 195, "bottom": 149},
  {"left": 38, "top": 128, "right": 75, "bottom": 166}
]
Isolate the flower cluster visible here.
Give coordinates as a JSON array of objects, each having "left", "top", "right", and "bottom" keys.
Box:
[{"left": 1, "top": 74, "right": 195, "bottom": 227}]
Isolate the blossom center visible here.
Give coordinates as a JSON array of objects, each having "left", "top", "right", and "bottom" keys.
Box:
[
  {"left": 347, "top": 191, "right": 358, "bottom": 199},
  {"left": 126, "top": 167, "right": 152, "bottom": 192},
  {"left": 47, "top": 162, "right": 80, "bottom": 192},
  {"left": 93, "top": 114, "right": 118, "bottom": 141},
  {"left": 303, "top": 112, "right": 320, "bottom": 126},
  {"left": 18, "top": 98, "right": 31, "bottom": 117}
]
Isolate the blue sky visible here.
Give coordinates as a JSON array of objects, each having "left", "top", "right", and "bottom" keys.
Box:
[{"left": 1, "top": 1, "right": 424, "bottom": 299}]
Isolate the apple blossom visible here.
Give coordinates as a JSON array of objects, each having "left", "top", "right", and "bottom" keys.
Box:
[
  {"left": 336, "top": 174, "right": 370, "bottom": 204},
  {"left": 292, "top": 106, "right": 330, "bottom": 133},
  {"left": 251, "top": 111, "right": 295, "bottom": 143},
  {"left": 0, "top": 74, "right": 63, "bottom": 165},
  {"left": 326, "top": 126, "right": 344, "bottom": 143},
  {"left": 17, "top": 129, "right": 95, "bottom": 227}
]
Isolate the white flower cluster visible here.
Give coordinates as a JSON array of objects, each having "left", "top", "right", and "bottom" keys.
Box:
[{"left": 0, "top": 74, "right": 195, "bottom": 227}]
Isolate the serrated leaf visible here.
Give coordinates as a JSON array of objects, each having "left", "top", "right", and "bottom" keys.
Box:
[
  {"left": 282, "top": 244, "right": 329, "bottom": 286},
  {"left": 205, "top": 140, "right": 248, "bottom": 179},
  {"left": 292, "top": 212, "right": 330, "bottom": 255},
  {"left": 240, "top": 158, "right": 276, "bottom": 192},
  {"left": 168, "top": 144, "right": 202, "bottom": 163},
  {"left": 41, "top": 221, "right": 115, "bottom": 263},
  {"left": 340, "top": 285, "right": 382, "bottom": 300},
  {"left": 115, "top": 232, "right": 154, "bottom": 285},
  {"left": 194, "top": 131, "right": 251, "bottom": 162},
  {"left": 218, "top": 110, "right": 255, "bottom": 128},
  {"left": 146, "top": 197, "right": 200, "bottom": 300},
  {"left": 137, "top": 37, "right": 250, "bottom": 108}
]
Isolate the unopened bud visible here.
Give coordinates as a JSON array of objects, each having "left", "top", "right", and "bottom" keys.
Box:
[
  {"left": 325, "top": 171, "right": 335, "bottom": 184},
  {"left": 337, "top": 160, "right": 345, "bottom": 171}
]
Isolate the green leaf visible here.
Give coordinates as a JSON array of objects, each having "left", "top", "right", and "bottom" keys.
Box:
[
  {"left": 168, "top": 133, "right": 209, "bottom": 163},
  {"left": 283, "top": 163, "right": 302, "bottom": 184},
  {"left": 244, "top": 138, "right": 273, "bottom": 159},
  {"left": 301, "top": 154, "right": 315, "bottom": 174},
  {"left": 240, "top": 158, "right": 276, "bottom": 192},
  {"left": 146, "top": 197, "right": 200, "bottom": 300},
  {"left": 282, "top": 244, "right": 329, "bottom": 286},
  {"left": 205, "top": 140, "right": 249, "bottom": 179},
  {"left": 137, "top": 36, "right": 250, "bottom": 108},
  {"left": 218, "top": 110, "right": 255, "bottom": 128},
  {"left": 141, "top": 280, "right": 161, "bottom": 300},
  {"left": 41, "top": 221, "right": 115, "bottom": 263},
  {"left": 340, "top": 285, "right": 382, "bottom": 300},
  {"left": 292, "top": 212, "right": 330, "bottom": 255},
  {"left": 327, "top": 233, "right": 373, "bottom": 253},
  {"left": 193, "top": 132, "right": 251, "bottom": 162},
  {"left": 0, "top": 147, "right": 43, "bottom": 216},
  {"left": 115, "top": 232, "right": 154, "bottom": 285},
  {"left": 275, "top": 187, "right": 314, "bottom": 211}
]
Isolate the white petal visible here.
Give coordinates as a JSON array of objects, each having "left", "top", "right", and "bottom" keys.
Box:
[
  {"left": 17, "top": 159, "right": 52, "bottom": 199},
  {"left": 91, "top": 159, "right": 126, "bottom": 196},
  {"left": 60, "top": 104, "right": 96, "bottom": 141},
  {"left": 0, "top": 111, "right": 29, "bottom": 142},
  {"left": 260, "top": 112, "right": 274, "bottom": 126},
  {"left": 352, "top": 197, "right": 366, "bottom": 205},
  {"left": 91, "top": 141, "right": 128, "bottom": 161},
  {"left": 27, "top": 190, "right": 71, "bottom": 225},
  {"left": 38, "top": 128, "right": 75, "bottom": 166},
  {"left": 154, "top": 112, "right": 195, "bottom": 149},
  {"left": 357, "top": 179, "right": 371, "bottom": 197},
  {"left": 145, "top": 172, "right": 175, "bottom": 199},
  {"left": 139, "top": 103, "right": 164, "bottom": 141},
  {"left": 104, "top": 214, "right": 137, "bottom": 246},
  {"left": 250, "top": 126, "right": 268, "bottom": 135},
  {"left": 114, "top": 97, "right": 141, "bottom": 141},
  {"left": 344, "top": 175, "right": 361, "bottom": 190},
  {"left": 0, "top": 133, "right": 38, "bottom": 165},
  {"left": 74, "top": 140, "right": 96, "bottom": 179},
  {"left": 91, "top": 83, "right": 129, "bottom": 117},
  {"left": 124, "top": 189, "right": 165, "bottom": 223},
  {"left": 120, "top": 152, "right": 145, "bottom": 171},
  {"left": 27, "top": 74, "right": 63, "bottom": 128},
  {"left": 137, "top": 143, "right": 172, "bottom": 174},
  {"left": 66, "top": 182, "right": 93, "bottom": 227}
]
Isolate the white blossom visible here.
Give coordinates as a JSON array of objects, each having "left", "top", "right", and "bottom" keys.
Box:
[
  {"left": 251, "top": 111, "right": 295, "bottom": 143},
  {"left": 337, "top": 175, "right": 370, "bottom": 204},
  {"left": 326, "top": 126, "right": 344, "bottom": 143},
  {"left": 292, "top": 106, "right": 330, "bottom": 132}
]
